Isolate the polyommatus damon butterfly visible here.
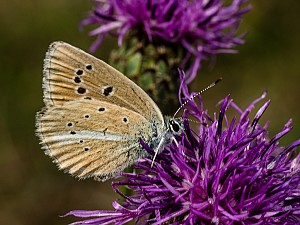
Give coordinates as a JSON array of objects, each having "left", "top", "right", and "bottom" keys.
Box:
[{"left": 36, "top": 41, "right": 185, "bottom": 181}]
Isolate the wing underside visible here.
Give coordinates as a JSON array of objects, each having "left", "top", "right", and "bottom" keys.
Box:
[{"left": 36, "top": 99, "right": 151, "bottom": 180}]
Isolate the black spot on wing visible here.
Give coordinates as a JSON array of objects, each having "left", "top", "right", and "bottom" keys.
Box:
[
  {"left": 77, "top": 87, "right": 86, "bottom": 94},
  {"left": 76, "top": 69, "right": 83, "bottom": 75}
]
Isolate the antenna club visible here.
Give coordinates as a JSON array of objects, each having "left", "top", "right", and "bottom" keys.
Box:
[{"left": 215, "top": 77, "right": 222, "bottom": 84}]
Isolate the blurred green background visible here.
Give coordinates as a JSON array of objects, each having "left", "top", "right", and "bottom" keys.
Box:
[{"left": 0, "top": 1, "right": 299, "bottom": 225}]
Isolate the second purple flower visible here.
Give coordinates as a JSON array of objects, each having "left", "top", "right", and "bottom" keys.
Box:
[{"left": 66, "top": 71, "right": 300, "bottom": 225}]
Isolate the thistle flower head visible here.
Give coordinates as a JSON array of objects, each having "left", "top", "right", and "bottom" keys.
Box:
[
  {"left": 66, "top": 70, "right": 300, "bottom": 224},
  {"left": 82, "top": 0, "right": 251, "bottom": 82}
]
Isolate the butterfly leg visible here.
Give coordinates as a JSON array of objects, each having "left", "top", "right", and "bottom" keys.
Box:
[
  {"left": 151, "top": 136, "right": 166, "bottom": 168},
  {"left": 171, "top": 136, "right": 179, "bottom": 146}
]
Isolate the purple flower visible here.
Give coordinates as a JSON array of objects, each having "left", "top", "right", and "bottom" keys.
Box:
[
  {"left": 82, "top": 0, "right": 251, "bottom": 83},
  {"left": 66, "top": 71, "right": 300, "bottom": 224}
]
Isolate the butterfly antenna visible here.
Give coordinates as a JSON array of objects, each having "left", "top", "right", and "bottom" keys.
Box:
[
  {"left": 183, "top": 118, "right": 201, "bottom": 124},
  {"left": 173, "top": 78, "right": 222, "bottom": 118},
  {"left": 182, "top": 118, "right": 208, "bottom": 127}
]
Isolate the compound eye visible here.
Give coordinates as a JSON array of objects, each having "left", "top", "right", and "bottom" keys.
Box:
[{"left": 170, "top": 120, "right": 180, "bottom": 132}]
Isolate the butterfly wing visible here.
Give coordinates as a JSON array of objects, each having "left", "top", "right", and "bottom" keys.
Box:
[
  {"left": 37, "top": 41, "right": 166, "bottom": 181},
  {"left": 37, "top": 99, "right": 152, "bottom": 181},
  {"left": 42, "top": 41, "right": 164, "bottom": 126}
]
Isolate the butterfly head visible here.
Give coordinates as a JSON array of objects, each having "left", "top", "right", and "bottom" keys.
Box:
[
  {"left": 150, "top": 116, "right": 184, "bottom": 167},
  {"left": 162, "top": 116, "right": 184, "bottom": 144}
]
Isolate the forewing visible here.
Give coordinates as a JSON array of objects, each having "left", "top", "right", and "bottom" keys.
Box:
[
  {"left": 43, "top": 41, "right": 164, "bottom": 126},
  {"left": 36, "top": 99, "right": 151, "bottom": 181}
]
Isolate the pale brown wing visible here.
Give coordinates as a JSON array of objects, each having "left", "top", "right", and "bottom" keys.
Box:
[
  {"left": 43, "top": 41, "right": 164, "bottom": 128},
  {"left": 36, "top": 99, "right": 151, "bottom": 181}
]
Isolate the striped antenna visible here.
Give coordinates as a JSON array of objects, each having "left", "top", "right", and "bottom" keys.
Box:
[
  {"left": 183, "top": 118, "right": 202, "bottom": 124},
  {"left": 173, "top": 78, "right": 222, "bottom": 118}
]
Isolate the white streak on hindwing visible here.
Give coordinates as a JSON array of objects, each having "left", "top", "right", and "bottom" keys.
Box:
[{"left": 50, "top": 131, "right": 128, "bottom": 145}]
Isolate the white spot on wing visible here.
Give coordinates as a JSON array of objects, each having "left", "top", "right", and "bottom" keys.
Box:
[{"left": 50, "top": 131, "right": 130, "bottom": 145}]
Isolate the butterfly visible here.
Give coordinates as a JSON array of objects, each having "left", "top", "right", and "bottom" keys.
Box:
[{"left": 36, "top": 41, "right": 184, "bottom": 181}]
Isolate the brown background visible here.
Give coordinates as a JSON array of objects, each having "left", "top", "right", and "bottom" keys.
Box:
[{"left": 0, "top": 1, "right": 299, "bottom": 225}]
